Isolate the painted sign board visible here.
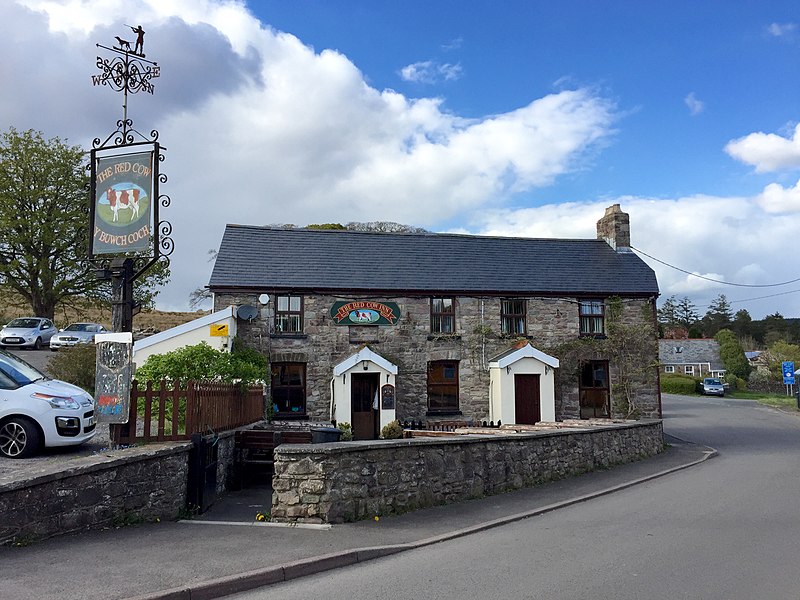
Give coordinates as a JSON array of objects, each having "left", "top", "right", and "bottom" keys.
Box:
[
  {"left": 91, "top": 150, "right": 154, "bottom": 256},
  {"left": 94, "top": 332, "right": 133, "bottom": 423},
  {"left": 783, "top": 361, "right": 795, "bottom": 385},
  {"left": 210, "top": 323, "right": 229, "bottom": 337},
  {"left": 330, "top": 301, "right": 400, "bottom": 325}
]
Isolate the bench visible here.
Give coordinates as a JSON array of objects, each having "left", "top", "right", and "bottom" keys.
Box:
[{"left": 232, "top": 429, "right": 313, "bottom": 488}]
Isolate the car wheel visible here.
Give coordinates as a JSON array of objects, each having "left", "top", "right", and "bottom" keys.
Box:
[
  {"left": 33, "top": 337, "right": 42, "bottom": 350},
  {"left": 0, "top": 418, "right": 41, "bottom": 458}
]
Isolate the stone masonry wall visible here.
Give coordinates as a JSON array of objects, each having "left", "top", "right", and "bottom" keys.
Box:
[
  {"left": 0, "top": 444, "right": 190, "bottom": 544},
  {"left": 215, "top": 292, "right": 660, "bottom": 422},
  {"left": 271, "top": 420, "right": 663, "bottom": 523}
]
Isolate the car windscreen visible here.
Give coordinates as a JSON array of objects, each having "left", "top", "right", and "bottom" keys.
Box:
[
  {"left": 65, "top": 324, "right": 92, "bottom": 332},
  {"left": 6, "top": 318, "right": 40, "bottom": 329},
  {"left": 705, "top": 379, "right": 721, "bottom": 385},
  {"left": 0, "top": 350, "right": 45, "bottom": 386}
]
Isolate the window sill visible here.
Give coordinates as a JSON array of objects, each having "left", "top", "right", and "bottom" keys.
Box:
[
  {"left": 579, "top": 333, "right": 606, "bottom": 340},
  {"left": 270, "top": 333, "right": 308, "bottom": 340},
  {"left": 427, "top": 334, "right": 462, "bottom": 341},
  {"left": 425, "top": 410, "right": 463, "bottom": 417}
]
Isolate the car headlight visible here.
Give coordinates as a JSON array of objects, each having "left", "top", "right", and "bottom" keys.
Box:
[{"left": 32, "top": 392, "right": 81, "bottom": 410}]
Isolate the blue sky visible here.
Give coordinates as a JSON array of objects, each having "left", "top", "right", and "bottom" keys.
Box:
[{"left": 3, "top": 1, "right": 800, "bottom": 320}]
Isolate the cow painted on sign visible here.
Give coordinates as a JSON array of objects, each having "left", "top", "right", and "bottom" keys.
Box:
[{"left": 106, "top": 188, "right": 141, "bottom": 222}]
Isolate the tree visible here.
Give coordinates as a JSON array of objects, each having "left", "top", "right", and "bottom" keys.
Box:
[
  {"left": 0, "top": 128, "right": 169, "bottom": 319},
  {"left": 715, "top": 329, "right": 751, "bottom": 380},
  {"left": 657, "top": 295, "right": 679, "bottom": 329},
  {"left": 0, "top": 129, "right": 93, "bottom": 318},
  {"left": 674, "top": 296, "right": 700, "bottom": 330},
  {"left": 701, "top": 294, "right": 733, "bottom": 337},
  {"left": 730, "top": 309, "right": 753, "bottom": 341}
]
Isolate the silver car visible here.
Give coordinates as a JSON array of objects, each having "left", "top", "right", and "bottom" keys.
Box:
[
  {"left": 0, "top": 317, "right": 58, "bottom": 350},
  {"left": 701, "top": 377, "right": 725, "bottom": 396},
  {"left": 49, "top": 323, "right": 107, "bottom": 351}
]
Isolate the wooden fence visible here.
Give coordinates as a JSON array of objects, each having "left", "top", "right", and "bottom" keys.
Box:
[{"left": 110, "top": 380, "right": 265, "bottom": 445}]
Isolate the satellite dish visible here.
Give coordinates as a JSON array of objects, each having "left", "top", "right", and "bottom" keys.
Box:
[
  {"left": 258, "top": 293, "right": 270, "bottom": 305},
  {"left": 236, "top": 305, "right": 259, "bottom": 321}
]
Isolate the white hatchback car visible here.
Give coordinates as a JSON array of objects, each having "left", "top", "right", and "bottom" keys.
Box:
[
  {"left": 0, "top": 350, "right": 96, "bottom": 458},
  {"left": 0, "top": 317, "right": 58, "bottom": 350}
]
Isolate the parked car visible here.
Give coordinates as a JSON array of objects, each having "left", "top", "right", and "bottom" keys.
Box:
[
  {"left": 701, "top": 377, "right": 725, "bottom": 396},
  {"left": 49, "top": 323, "right": 107, "bottom": 351},
  {"left": 0, "top": 349, "right": 96, "bottom": 458},
  {"left": 0, "top": 317, "right": 58, "bottom": 350}
]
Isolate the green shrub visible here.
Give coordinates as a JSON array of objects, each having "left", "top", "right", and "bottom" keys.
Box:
[
  {"left": 715, "top": 329, "right": 751, "bottom": 380},
  {"left": 380, "top": 420, "right": 403, "bottom": 439},
  {"left": 336, "top": 422, "right": 353, "bottom": 441},
  {"left": 47, "top": 345, "right": 97, "bottom": 393},
  {"left": 725, "top": 374, "right": 746, "bottom": 392},
  {"left": 660, "top": 373, "right": 697, "bottom": 395},
  {"left": 135, "top": 340, "right": 266, "bottom": 385}
]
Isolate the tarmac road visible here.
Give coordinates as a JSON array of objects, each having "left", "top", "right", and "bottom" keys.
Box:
[
  {"left": 228, "top": 394, "right": 800, "bottom": 600},
  {"left": 6, "top": 347, "right": 55, "bottom": 375}
]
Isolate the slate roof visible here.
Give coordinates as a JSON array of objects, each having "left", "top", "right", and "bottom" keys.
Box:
[{"left": 208, "top": 225, "right": 659, "bottom": 296}]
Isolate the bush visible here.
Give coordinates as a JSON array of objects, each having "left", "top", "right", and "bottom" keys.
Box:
[
  {"left": 47, "top": 345, "right": 97, "bottom": 393},
  {"left": 380, "top": 420, "right": 404, "bottom": 439},
  {"left": 725, "top": 374, "right": 746, "bottom": 392},
  {"left": 336, "top": 422, "right": 353, "bottom": 441},
  {"left": 661, "top": 374, "right": 697, "bottom": 395},
  {"left": 715, "top": 329, "right": 751, "bottom": 380},
  {"left": 135, "top": 340, "right": 266, "bottom": 385}
]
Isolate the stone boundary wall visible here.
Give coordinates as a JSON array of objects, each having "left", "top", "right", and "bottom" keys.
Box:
[
  {"left": 0, "top": 443, "right": 192, "bottom": 544},
  {"left": 271, "top": 420, "right": 664, "bottom": 523}
]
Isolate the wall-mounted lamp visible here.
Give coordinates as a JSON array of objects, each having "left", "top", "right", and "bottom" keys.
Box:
[
  {"left": 342, "top": 374, "right": 346, "bottom": 384},
  {"left": 545, "top": 365, "right": 551, "bottom": 375},
  {"left": 506, "top": 365, "right": 511, "bottom": 374},
  {"left": 362, "top": 360, "right": 369, "bottom": 371},
  {"left": 386, "top": 373, "right": 391, "bottom": 383}
]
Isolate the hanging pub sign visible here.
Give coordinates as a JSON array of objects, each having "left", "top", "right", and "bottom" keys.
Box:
[
  {"left": 330, "top": 301, "right": 400, "bottom": 325},
  {"left": 89, "top": 149, "right": 155, "bottom": 256}
]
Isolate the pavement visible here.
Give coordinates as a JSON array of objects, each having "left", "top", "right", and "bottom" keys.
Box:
[{"left": 0, "top": 434, "right": 714, "bottom": 600}]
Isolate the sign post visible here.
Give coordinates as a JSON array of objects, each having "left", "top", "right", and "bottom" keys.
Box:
[{"left": 782, "top": 361, "right": 795, "bottom": 399}]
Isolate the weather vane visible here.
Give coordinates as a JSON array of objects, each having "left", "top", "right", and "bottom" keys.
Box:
[
  {"left": 89, "top": 26, "right": 173, "bottom": 335},
  {"left": 92, "top": 25, "right": 160, "bottom": 144}
]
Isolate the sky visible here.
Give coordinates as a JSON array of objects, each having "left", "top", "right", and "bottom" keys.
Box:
[{"left": 3, "top": 0, "right": 800, "bottom": 320}]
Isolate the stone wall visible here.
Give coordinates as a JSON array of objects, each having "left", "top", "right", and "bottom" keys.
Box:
[
  {"left": 0, "top": 444, "right": 191, "bottom": 544},
  {"left": 215, "top": 291, "right": 660, "bottom": 422},
  {"left": 271, "top": 420, "right": 664, "bottom": 524}
]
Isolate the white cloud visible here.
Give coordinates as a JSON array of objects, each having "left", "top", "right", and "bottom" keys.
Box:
[
  {"left": 725, "top": 123, "right": 800, "bottom": 172},
  {"left": 441, "top": 37, "right": 463, "bottom": 51},
  {"left": 755, "top": 179, "right": 800, "bottom": 213},
  {"left": 767, "top": 22, "right": 797, "bottom": 37},
  {"left": 399, "top": 60, "right": 463, "bottom": 84},
  {"left": 3, "top": 0, "right": 617, "bottom": 312},
  {"left": 468, "top": 195, "right": 800, "bottom": 319},
  {"left": 684, "top": 92, "right": 704, "bottom": 116}
]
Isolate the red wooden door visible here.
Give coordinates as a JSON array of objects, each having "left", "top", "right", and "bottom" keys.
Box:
[
  {"left": 351, "top": 373, "right": 379, "bottom": 440},
  {"left": 514, "top": 374, "right": 541, "bottom": 425}
]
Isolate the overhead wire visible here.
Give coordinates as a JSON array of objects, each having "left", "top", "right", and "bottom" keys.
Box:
[{"left": 630, "top": 246, "right": 800, "bottom": 288}]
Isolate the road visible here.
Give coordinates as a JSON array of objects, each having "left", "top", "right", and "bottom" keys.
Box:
[
  {"left": 6, "top": 348, "right": 54, "bottom": 375},
  {"left": 231, "top": 394, "right": 800, "bottom": 600}
]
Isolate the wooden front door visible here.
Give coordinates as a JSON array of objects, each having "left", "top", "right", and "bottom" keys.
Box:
[
  {"left": 514, "top": 374, "right": 541, "bottom": 425},
  {"left": 351, "top": 373, "right": 379, "bottom": 440}
]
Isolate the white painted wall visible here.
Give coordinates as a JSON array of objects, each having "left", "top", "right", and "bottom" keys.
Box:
[
  {"left": 132, "top": 306, "right": 237, "bottom": 368},
  {"left": 490, "top": 356, "right": 556, "bottom": 424}
]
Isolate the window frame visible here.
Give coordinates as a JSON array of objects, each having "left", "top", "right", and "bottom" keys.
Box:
[
  {"left": 579, "top": 298, "right": 605, "bottom": 337},
  {"left": 427, "top": 360, "right": 460, "bottom": 414},
  {"left": 430, "top": 297, "right": 455, "bottom": 334},
  {"left": 501, "top": 298, "right": 527, "bottom": 336},
  {"left": 270, "top": 362, "right": 307, "bottom": 418},
  {"left": 664, "top": 365, "right": 675, "bottom": 374},
  {"left": 684, "top": 365, "right": 695, "bottom": 375},
  {"left": 275, "top": 294, "right": 304, "bottom": 334}
]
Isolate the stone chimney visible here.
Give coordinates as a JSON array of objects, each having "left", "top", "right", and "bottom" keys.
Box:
[{"left": 596, "top": 204, "right": 630, "bottom": 251}]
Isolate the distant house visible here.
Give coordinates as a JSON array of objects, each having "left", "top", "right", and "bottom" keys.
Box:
[
  {"left": 659, "top": 339, "right": 725, "bottom": 378},
  {"left": 208, "top": 204, "right": 661, "bottom": 439}
]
